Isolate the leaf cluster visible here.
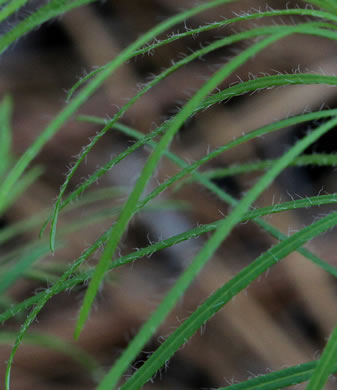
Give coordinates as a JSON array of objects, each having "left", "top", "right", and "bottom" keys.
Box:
[{"left": 1, "top": 1, "right": 337, "bottom": 389}]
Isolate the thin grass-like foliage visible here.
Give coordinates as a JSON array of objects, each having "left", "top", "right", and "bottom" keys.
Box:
[
  {"left": 0, "top": 96, "right": 12, "bottom": 179},
  {"left": 1, "top": 1, "right": 337, "bottom": 389}
]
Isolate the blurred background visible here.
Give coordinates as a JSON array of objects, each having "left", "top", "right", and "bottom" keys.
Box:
[{"left": 1, "top": 0, "right": 337, "bottom": 389}]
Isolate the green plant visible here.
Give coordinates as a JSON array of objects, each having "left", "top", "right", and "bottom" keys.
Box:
[{"left": 1, "top": 0, "right": 337, "bottom": 389}]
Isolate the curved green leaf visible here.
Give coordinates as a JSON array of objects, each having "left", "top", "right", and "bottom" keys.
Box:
[{"left": 306, "top": 323, "right": 337, "bottom": 389}]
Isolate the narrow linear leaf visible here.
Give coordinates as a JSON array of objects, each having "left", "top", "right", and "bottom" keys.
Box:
[
  {"left": 1, "top": 165, "right": 44, "bottom": 213},
  {"left": 0, "top": 276, "right": 82, "bottom": 324},
  {"left": 0, "top": 0, "right": 97, "bottom": 54},
  {"left": 201, "top": 73, "right": 337, "bottom": 110},
  {"left": 4, "top": 243, "right": 101, "bottom": 390},
  {"left": 306, "top": 0, "right": 337, "bottom": 13},
  {"left": 219, "top": 361, "right": 337, "bottom": 390},
  {"left": 0, "top": 0, "right": 28, "bottom": 23},
  {"left": 0, "top": 331, "right": 103, "bottom": 380},
  {"left": 181, "top": 153, "right": 337, "bottom": 183},
  {"left": 306, "top": 323, "right": 337, "bottom": 389},
  {"left": 0, "top": 244, "right": 50, "bottom": 295},
  {"left": 0, "top": 186, "right": 124, "bottom": 245},
  {"left": 0, "top": 95, "right": 12, "bottom": 179}
]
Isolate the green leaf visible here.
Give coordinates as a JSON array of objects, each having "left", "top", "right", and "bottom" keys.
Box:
[
  {"left": 0, "top": 0, "right": 97, "bottom": 54},
  {"left": 0, "top": 331, "right": 103, "bottom": 381},
  {"left": 1, "top": 166, "right": 44, "bottom": 213},
  {"left": 219, "top": 361, "right": 337, "bottom": 390},
  {"left": 306, "top": 323, "right": 337, "bottom": 389},
  {"left": 0, "top": 244, "right": 50, "bottom": 295},
  {"left": 0, "top": 95, "right": 12, "bottom": 179},
  {"left": 0, "top": 0, "right": 28, "bottom": 24}
]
